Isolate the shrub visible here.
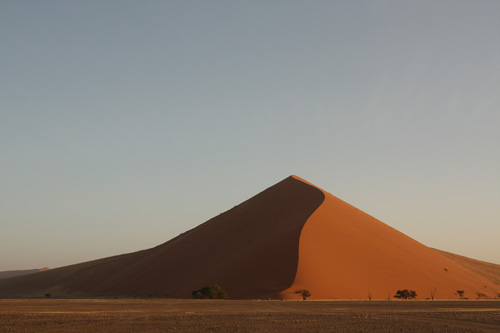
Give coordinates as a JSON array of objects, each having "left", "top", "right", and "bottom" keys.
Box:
[
  {"left": 476, "top": 292, "right": 487, "bottom": 299},
  {"left": 295, "top": 289, "right": 311, "bottom": 300},
  {"left": 192, "top": 284, "right": 227, "bottom": 299},
  {"left": 394, "top": 289, "right": 417, "bottom": 299}
]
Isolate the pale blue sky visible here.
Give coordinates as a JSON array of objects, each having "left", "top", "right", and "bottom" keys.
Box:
[{"left": 1, "top": 1, "right": 499, "bottom": 271}]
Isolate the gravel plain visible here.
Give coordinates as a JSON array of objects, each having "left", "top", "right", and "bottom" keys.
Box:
[{"left": 1, "top": 299, "right": 499, "bottom": 332}]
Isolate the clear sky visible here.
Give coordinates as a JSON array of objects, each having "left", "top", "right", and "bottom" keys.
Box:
[{"left": 1, "top": 1, "right": 499, "bottom": 271}]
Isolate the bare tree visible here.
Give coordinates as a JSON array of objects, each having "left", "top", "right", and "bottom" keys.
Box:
[{"left": 430, "top": 288, "right": 436, "bottom": 300}]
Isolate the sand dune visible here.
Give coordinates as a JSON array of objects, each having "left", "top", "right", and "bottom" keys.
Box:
[
  {"left": 0, "top": 268, "right": 49, "bottom": 280},
  {"left": 0, "top": 176, "right": 498, "bottom": 299}
]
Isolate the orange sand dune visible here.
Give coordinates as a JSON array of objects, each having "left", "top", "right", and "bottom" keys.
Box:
[
  {"left": 0, "top": 176, "right": 498, "bottom": 299},
  {"left": 282, "top": 176, "right": 499, "bottom": 299}
]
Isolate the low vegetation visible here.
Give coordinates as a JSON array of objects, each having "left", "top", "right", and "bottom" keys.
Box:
[
  {"left": 295, "top": 289, "right": 311, "bottom": 300},
  {"left": 192, "top": 284, "right": 227, "bottom": 299},
  {"left": 394, "top": 289, "right": 417, "bottom": 299},
  {"left": 476, "top": 292, "right": 487, "bottom": 299}
]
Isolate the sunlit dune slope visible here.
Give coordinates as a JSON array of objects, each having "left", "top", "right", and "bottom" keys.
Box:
[
  {"left": 282, "top": 177, "right": 499, "bottom": 299},
  {"left": 0, "top": 176, "right": 324, "bottom": 298}
]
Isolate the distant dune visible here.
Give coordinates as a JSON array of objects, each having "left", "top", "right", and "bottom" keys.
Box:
[
  {"left": 432, "top": 249, "right": 500, "bottom": 286},
  {"left": 0, "top": 268, "right": 49, "bottom": 280},
  {"left": 0, "top": 176, "right": 498, "bottom": 299}
]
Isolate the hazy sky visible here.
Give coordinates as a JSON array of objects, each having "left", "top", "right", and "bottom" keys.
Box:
[{"left": 1, "top": 1, "right": 499, "bottom": 271}]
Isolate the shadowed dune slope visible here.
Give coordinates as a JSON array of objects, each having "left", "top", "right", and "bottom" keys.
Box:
[
  {"left": 0, "top": 176, "right": 324, "bottom": 299},
  {"left": 281, "top": 179, "right": 500, "bottom": 299}
]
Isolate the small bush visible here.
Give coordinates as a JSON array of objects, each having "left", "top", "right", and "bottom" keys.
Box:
[
  {"left": 476, "top": 292, "right": 487, "bottom": 299},
  {"left": 192, "top": 284, "right": 227, "bottom": 299},
  {"left": 394, "top": 289, "right": 417, "bottom": 299}
]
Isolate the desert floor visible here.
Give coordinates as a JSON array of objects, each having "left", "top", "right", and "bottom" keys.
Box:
[{"left": 1, "top": 299, "right": 499, "bottom": 332}]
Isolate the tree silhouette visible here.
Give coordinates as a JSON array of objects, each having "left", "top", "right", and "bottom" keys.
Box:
[{"left": 295, "top": 289, "right": 311, "bottom": 300}]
